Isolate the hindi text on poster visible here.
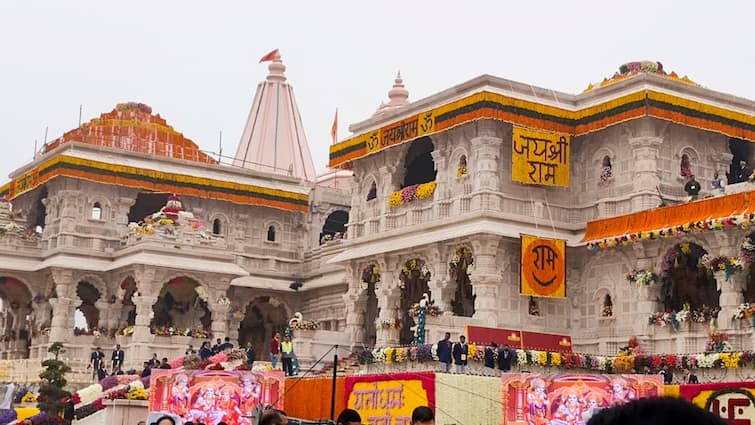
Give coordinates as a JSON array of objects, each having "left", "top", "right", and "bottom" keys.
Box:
[
  {"left": 346, "top": 374, "right": 434, "bottom": 425},
  {"left": 512, "top": 127, "right": 570, "bottom": 187},
  {"left": 520, "top": 235, "right": 566, "bottom": 298}
]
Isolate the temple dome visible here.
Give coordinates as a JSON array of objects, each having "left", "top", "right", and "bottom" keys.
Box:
[
  {"left": 44, "top": 102, "right": 216, "bottom": 164},
  {"left": 374, "top": 71, "right": 410, "bottom": 116}
]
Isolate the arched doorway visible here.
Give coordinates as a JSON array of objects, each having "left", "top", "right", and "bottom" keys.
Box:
[
  {"left": 117, "top": 277, "right": 138, "bottom": 329},
  {"left": 0, "top": 277, "right": 32, "bottom": 342},
  {"left": 660, "top": 242, "right": 719, "bottom": 312},
  {"left": 75, "top": 281, "right": 101, "bottom": 332},
  {"left": 152, "top": 277, "right": 211, "bottom": 333},
  {"left": 449, "top": 246, "right": 475, "bottom": 317},
  {"left": 360, "top": 265, "right": 380, "bottom": 346},
  {"left": 398, "top": 258, "right": 431, "bottom": 345},
  {"left": 401, "top": 137, "right": 437, "bottom": 188},
  {"left": 238, "top": 296, "right": 289, "bottom": 352},
  {"left": 320, "top": 210, "right": 349, "bottom": 244}
]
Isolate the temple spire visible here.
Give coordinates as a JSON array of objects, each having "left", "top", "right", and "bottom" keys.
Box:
[
  {"left": 374, "top": 71, "right": 410, "bottom": 115},
  {"left": 233, "top": 51, "right": 316, "bottom": 181}
]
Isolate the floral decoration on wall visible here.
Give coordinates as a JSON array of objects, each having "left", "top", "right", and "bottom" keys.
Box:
[
  {"left": 388, "top": 181, "right": 437, "bottom": 207},
  {"left": 398, "top": 258, "right": 431, "bottom": 289}
]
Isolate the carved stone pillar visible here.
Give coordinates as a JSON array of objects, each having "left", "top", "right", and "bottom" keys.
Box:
[
  {"left": 95, "top": 300, "right": 111, "bottom": 329},
  {"left": 470, "top": 236, "right": 502, "bottom": 325},
  {"left": 227, "top": 311, "right": 244, "bottom": 347},
  {"left": 375, "top": 257, "right": 401, "bottom": 347},
  {"left": 632, "top": 242, "right": 663, "bottom": 336},
  {"left": 428, "top": 277, "right": 455, "bottom": 316},
  {"left": 131, "top": 295, "right": 158, "bottom": 343},
  {"left": 209, "top": 303, "right": 231, "bottom": 341},
  {"left": 717, "top": 271, "right": 745, "bottom": 330},
  {"left": 48, "top": 269, "right": 75, "bottom": 343},
  {"left": 628, "top": 136, "right": 662, "bottom": 211},
  {"left": 471, "top": 122, "right": 503, "bottom": 192},
  {"left": 430, "top": 148, "right": 448, "bottom": 200},
  {"left": 343, "top": 289, "right": 369, "bottom": 347},
  {"left": 107, "top": 303, "right": 125, "bottom": 329}
]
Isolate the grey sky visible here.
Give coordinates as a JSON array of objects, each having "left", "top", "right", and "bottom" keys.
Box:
[{"left": 1, "top": 1, "right": 753, "bottom": 182}]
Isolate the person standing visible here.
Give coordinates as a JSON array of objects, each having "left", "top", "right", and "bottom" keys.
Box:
[
  {"left": 160, "top": 357, "right": 172, "bottom": 369},
  {"left": 660, "top": 366, "right": 673, "bottom": 384},
  {"left": 452, "top": 335, "right": 469, "bottom": 374},
  {"left": 682, "top": 368, "right": 699, "bottom": 384},
  {"left": 436, "top": 332, "right": 452, "bottom": 373},
  {"left": 111, "top": 344, "right": 124, "bottom": 371},
  {"left": 497, "top": 344, "right": 515, "bottom": 375},
  {"left": 140, "top": 361, "right": 151, "bottom": 378},
  {"left": 270, "top": 332, "right": 281, "bottom": 369},
  {"left": 737, "top": 160, "right": 753, "bottom": 183},
  {"left": 245, "top": 342, "right": 256, "bottom": 368},
  {"left": 684, "top": 175, "right": 701, "bottom": 201},
  {"left": 199, "top": 341, "right": 212, "bottom": 360},
  {"left": 281, "top": 336, "right": 294, "bottom": 376},
  {"left": 711, "top": 171, "right": 726, "bottom": 195},
  {"left": 96, "top": 363, "right": 107, "bottom": 381},
  {"left": 88, "top": 347, "right": 105, "bottom": 381},
  {"left": 148, "top": 353, "right": 160, "bottom": 368},
  {"left": 218, "top": 337, "right": 234, "bottom": 352},
  {"left": 483, "top": 342, "right": 497, "bottom": 376},
  {"left": 212, "top": 338, "right": 223, "bottom": 354}
]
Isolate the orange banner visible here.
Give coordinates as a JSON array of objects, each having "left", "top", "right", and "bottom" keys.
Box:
[{"left": 520, "top": 235, "right": 566, "bottom": 298}]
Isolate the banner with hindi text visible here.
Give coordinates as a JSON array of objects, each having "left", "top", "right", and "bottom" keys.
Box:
[
  {"left": 345, "top": 372, "right": 435, "bottom": 425},
  {"left": 520, "top": 234, "right": 566, "bottom": 298},
  {"left": 512, "top": 127, "right": 570, "bottom": 187}
]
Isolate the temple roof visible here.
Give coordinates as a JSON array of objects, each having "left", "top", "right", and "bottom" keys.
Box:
[
  {"left": 43, "top": 102, "right": 216, "bottom": 165},
  {"left": 373, "top": 71, "right": 410, "bottom": 116},
  {"left": 233, "top": 52, "right": 317, "bottom": 181}
]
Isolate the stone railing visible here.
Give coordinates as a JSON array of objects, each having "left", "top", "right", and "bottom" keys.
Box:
[{"left": 122, "top": 228, "right": 227, "bottom": 249}]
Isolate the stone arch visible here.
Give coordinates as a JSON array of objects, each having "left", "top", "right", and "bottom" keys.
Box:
[
  {"left": 209, "top": 213, "right": 229, "bottom": 237},
  {"left": 592, "top": 147, "right": 617, "bottom": 164},
  {"left": 397, "top": 256, "right": 432, "bottom": 344},
  {"left": 152, "top": 276, "right": 211, "bottom": 332},
  {"left": 237, "top": 295, "right": 292, "bottom": 351},
  {"left": 578, "top": 249, "right": 634, "bottom": 317},
  {"left": 264, "top": 220, "right": 282, "bottom": 242},
  {"left": 363, "top": 173, "right": 379, "bottom": 202},
  {"left": 75, "top": 273, "right": 108, "bottom": 299},
  {"left": 676, "top": 146, "right": 700, "bottom": 178},
  {"left": 592, "top": 287, "right": 614, "bottom": 317},
  {"left": 448, "top": 245, "right": 475, "bottom": 317},
  {"left": 358, "top": 263, "right": 380, "bottom": 346},
  {"left": 401, "top": 137, "right": 437, "bottom": 189},
  {"left": 320, "top": 210, "right": 349, "bottom": 244},
  {"left": 659, "top": 241, "right": 718, "bottom": 311},
  {"left": 75, "top": 281, "right": 101, "bottom": 331},
  {"left": 88, "top": 196, "right": 110, "bottom": 221}
]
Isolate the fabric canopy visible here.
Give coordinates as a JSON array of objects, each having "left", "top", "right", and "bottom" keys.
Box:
[{"left": 583, "top": 190, "right": 755, "bottom": 242}]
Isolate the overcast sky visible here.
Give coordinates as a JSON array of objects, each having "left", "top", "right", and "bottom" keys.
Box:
[{"left": 1, "top": 1, "right": 753, "bottom": 182}]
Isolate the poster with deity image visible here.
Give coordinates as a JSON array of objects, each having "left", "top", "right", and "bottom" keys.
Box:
[
  {"left": 149, "top": 369, "right": 284, "bottom": 425},
  {"left": 501, "top": 373, "right": 663, "bottom": 425}
]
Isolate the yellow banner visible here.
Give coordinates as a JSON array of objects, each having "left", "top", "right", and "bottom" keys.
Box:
[
  {"left": 520, "top": 234, "right": 566, "bottom": 298},
  {"left": 689, "top": 386, "right": 755, "bottom": 424},
  {"left": 512, "top": 127, "right": 570, "bottom": 187},
  {"left": 347, "top": 379, "right": 430, "bottom": 425}
]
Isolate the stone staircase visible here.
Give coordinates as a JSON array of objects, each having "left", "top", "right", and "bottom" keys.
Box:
[{"left": 310, "top": 353, "right": 360, "bottom": 377}]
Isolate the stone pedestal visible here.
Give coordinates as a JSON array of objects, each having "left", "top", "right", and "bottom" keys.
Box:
[
  {"left": 375, "top": 287, "right": 400, "bottom": 347},
  {"left": 628, "top": 136, "right": 662, "bottom": 210},
  {"left": 428, "top": 278, "right": 455, "bottom": 317},
  {"left": 471, "top": 128, "right": 503, "bottom": 210},
  {"left": 343, "top": 290, "right": 368, "bottom": 348}
]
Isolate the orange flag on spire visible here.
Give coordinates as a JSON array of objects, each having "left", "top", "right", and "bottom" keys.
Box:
[
  {"left": 259, "top": 49, "right": 279, "bottom": 63},
  {"left": 331, "top": 109, "right": 338, "bottom": 144}
]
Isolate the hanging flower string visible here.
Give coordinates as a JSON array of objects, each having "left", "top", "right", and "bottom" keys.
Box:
[
  {"left": 448, "top": 247, "right": 474, "bottom": 280},
  {"left": 360, "top": 265, "right": 381, "bottom": 290},
  {"left": 375, "top": 318, "right": 401, "bottom": 330},
  {"left": 357, "top": 343, "right": 755, "bottom": 373},
  {"left": 398, "top": 259, "right": 431, "bottom": 289},
  {"left": 586, "top": 214, "right": 755, "bottom": 251}
]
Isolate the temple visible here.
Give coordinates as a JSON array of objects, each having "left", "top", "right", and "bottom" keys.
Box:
[{"left": 1, "top": 59, "right": 755, "bottom": 391}]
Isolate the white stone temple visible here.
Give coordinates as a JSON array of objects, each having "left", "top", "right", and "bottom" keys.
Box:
[{"left": 1, "top": 58, "right": 755, "bottom": 382}]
